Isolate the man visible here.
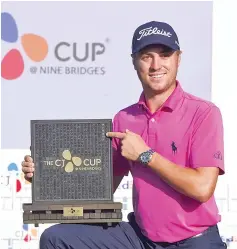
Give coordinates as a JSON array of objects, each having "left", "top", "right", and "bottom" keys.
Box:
[{"left": 22, "top": 21, "right": 226, "bottom": 249}]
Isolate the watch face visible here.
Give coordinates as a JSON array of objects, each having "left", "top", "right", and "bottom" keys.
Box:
[
  {"left": 140, "top": 150, "right": 154, "bottom": 164},
  {"left": 141, "top": 154, "right": 148, "bottom": 163}
]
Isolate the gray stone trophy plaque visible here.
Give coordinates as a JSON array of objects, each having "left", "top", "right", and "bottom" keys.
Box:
[{"left": 23, "top": 119, "right": 122, "bottom": 227}]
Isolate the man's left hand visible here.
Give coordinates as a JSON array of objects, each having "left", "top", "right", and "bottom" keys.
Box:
[{"left": 106, "top": 129, "right": 150, "bottom": 161}]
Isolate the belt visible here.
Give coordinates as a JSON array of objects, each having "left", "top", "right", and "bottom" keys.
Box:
[
  {"left": 153, "top": 225, "right": 217, "bottom": 247},
  {"left": 192, "top": 231, "right": 205, "bottom": 238}
]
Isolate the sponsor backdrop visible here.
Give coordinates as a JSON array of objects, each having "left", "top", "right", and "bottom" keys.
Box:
[
  {"left": 1, "top": 1, "right": 213, "bottom": 149},
  {"left": 1, "top": 1, "right": 236, "bottom": 249}
]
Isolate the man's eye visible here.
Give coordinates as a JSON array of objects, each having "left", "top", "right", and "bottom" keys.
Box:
[
  {"left": 142, "top": 55, "right": 151, "bottom": 60},
  {"left": 160, "top": 51, "right": 173, "bottom": 57}
]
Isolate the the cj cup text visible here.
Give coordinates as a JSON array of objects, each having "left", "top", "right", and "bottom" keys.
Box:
[
  {"left": 43, "top": 159, "right": 101, "bottom": 167},
  {"left": 43, "top": 157, "right": 102, "bottom": 171}
]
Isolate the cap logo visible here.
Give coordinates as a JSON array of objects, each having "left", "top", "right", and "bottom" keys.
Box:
[
  {"left": 137, "top": 26, "right": 172, "bottom": 41},
  {"left": 175, "top": 40, "right": 180, "bottom": 47}
]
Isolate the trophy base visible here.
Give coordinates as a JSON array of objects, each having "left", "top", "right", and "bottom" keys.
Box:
[{"left": 23, "top": 202, "right": 123, "bottom": 227}]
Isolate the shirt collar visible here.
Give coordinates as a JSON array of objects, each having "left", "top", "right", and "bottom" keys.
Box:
[{"left": 137, "top": 80, "right": 184, "bottom": 111}]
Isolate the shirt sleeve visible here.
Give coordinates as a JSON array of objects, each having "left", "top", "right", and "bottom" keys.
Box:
[
  {"left": 112, "top": 114, "right": 130, "bottom": 176},
  {"left": 189, "top": 105, "right": 224, "bottom": 175}
]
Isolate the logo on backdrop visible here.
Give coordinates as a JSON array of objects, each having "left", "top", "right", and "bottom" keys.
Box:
[
  {"left": 6, "top": 162, "right": 31, "bottom": 193},
  {"left": 1, "top": 12, "right": 108, "bottom": 80},
  {"left": 16, "top": 224, "right": 38, "bottom": 242},
  {"left": 42, "top": 149, "right": 102, "bottom": 172},
  {"left": 1, "top": 162, "right": 31, "bottom": 211},
  {"left": 1, "top": 224, "right": 39, "bottom": 249}
]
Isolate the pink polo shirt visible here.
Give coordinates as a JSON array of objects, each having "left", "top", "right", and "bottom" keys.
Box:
[{"left": 112, "top": 81, "right": 224, "bottom": 243}]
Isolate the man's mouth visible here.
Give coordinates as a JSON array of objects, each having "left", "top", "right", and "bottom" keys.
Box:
[{"left": 149, "top": 73, "right": 166, "bottom": 79}]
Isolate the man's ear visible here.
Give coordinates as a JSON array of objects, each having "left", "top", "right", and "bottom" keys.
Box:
[
  {"left": 177, "top": 50, "right": 182, "bottom": 67},
  {"left": 131, "top": 54, "right": 137, "bottom": 71}
]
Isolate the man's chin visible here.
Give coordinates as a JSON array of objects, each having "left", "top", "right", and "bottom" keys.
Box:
[{"left": 149, "top": 82, "right": 167, "bottom": 93}]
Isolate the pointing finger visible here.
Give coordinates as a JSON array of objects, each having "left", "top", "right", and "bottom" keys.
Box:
[{"left": 106, "top": 132, "right": 126, "bottom": 139}]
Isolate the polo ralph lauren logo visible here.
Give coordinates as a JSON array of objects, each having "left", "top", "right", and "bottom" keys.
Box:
[
  {"left": 214, "top": 151, "right": 222, "bottom": 160},
  {"left": 171, "top": 141, "right": 177, "bottom": 154}
]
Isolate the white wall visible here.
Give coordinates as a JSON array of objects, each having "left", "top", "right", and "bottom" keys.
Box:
[
  {"left": 1, "top": 0, "right": 237, "bottom": 248},
  {"left": 210, "top": 0, "right": 237, "bottom": 247}
]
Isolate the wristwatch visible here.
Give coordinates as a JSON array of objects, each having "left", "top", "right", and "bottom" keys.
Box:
[{"left": 138, "top": 149, "right": 155, "bottom": 165}]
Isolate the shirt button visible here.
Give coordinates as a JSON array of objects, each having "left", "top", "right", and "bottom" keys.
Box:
[{"left": 151, "top": 118, "right": 155, "bottom": 122}]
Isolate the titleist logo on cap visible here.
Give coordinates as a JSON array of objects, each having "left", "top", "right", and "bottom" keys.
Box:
[{"left": 137, "top": 27, "right": 172, "bottom": 41}]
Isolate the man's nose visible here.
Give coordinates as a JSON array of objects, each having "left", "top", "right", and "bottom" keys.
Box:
[{"left": 150, "top": 56, "right": 162, "bottom": 70}]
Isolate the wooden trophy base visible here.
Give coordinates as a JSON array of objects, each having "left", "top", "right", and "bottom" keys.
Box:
[{"left": 23, "top": 202, "right": 123, "bottom": 227}]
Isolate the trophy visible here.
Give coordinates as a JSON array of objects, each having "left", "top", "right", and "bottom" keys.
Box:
[{"left": 23, "top": 119, "right": 123, "bottom": 227}]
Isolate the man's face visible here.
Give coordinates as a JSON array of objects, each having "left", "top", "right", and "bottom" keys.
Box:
[{"left": 133, "top": 44, "right": 181, "bottom": 94}]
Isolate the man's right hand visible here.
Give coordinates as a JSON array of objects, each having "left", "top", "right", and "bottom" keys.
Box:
[{"left": 22, "top": 155, "right": 34, "bottom": 182}]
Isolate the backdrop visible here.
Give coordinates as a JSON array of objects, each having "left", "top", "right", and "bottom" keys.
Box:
[
  {"left": 1, "top": 1, "right": 213, "bottom": 149},
  {"left": 2, "top": 1, "right": 236, "bottom": 249}
]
